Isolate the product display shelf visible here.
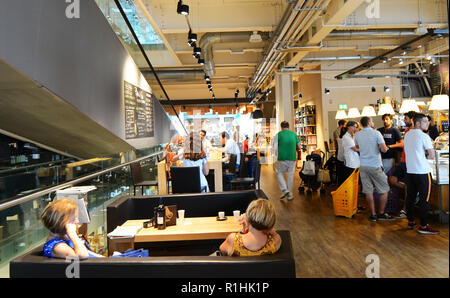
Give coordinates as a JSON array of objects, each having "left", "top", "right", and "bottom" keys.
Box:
[
  {"left": 428, "top": 150, "right": 449, "bottom": 224},
  {"left": 295, "top": 105, "right": 317, "bottom": 153}
]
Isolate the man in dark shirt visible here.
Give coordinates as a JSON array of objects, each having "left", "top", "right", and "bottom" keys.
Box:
[
  {"left": 426, "top": 115, "right": 439, "bottom": 140},
  {"left": 378, "top": 114, "right": 403, "bottom": 174}
]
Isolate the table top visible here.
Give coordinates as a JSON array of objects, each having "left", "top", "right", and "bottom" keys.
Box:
[{"left": 122, "top": 216, "right": 242, "bottom": 242}]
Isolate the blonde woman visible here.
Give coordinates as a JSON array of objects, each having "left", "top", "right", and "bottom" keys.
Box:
[
  {"left": 41, "top": 199, "right": 104, "bottom": 259},
  {"left": 219, "top": 199, "right": 282, "bottom": 256}
]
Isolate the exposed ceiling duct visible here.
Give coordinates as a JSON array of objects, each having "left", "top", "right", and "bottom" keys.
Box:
[
  {"left": 324, "top": 30, "right": 418, "bottom": 40},
  {"left": 199, "top": 32, "right": 269, "bottom": 78},
  {"left": 247, "top": 0, "right": 332, "bottom": 96}
]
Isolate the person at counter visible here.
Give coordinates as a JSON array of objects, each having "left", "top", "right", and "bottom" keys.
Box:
[
  {"left": 41, "top": 199, "right": 104, "bottom": 259},
  {"left": 404, "top": 113, "right": 439, "bottom": 235},
  {"left": 219, "top": 199, "right": 282, "bottom": 256},
  {"left": 426, "top": 115, "right": 439, "bottom": 141},
  {"left": 181, "top": 132, "right": 210, "bottom": 193},
  {"left": 200, "top": 130, "right": 213, "bottom": 157},
  {"left": 341, "top": 121, "right": 360, "bottom": 183},
  {"left": 218, "top": 131, "right": 240, "bottom": 170},
  {"left": 378, "top": 114, "right": 403, "bottom": 174},
  {"left": 354, "top": 116, "right": 392, "bottom": 222}
]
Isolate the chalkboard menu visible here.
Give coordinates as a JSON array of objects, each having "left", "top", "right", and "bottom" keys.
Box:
[{"left": 124, "top": 81, "right": 155, "bottom": 139}]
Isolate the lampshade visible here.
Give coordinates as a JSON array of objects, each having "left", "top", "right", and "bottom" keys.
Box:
[
  {"left": 347, "top": 108, "right": 361, "bottom": 118},
  {"left": 399, "top": 99, "right": 420, "bottom": 113},
  {"left": 378, "top": 103, "right": 395, "bottom": 116},
  {"left": 361, "top": 106, "right": 376, "bottom": 117},
  {"left": 428, "top": 94, "right": 449, "bottom": 111},
  {"left": 335, "top": 110, "right": 348, "bottom": 119}
]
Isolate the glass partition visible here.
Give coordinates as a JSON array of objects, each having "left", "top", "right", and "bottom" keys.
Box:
[{"left": 0, "top": 152, "right": 161, "bottom": 272}]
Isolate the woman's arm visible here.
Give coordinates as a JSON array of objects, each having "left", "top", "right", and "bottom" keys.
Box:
[
  {"left": 52, "top": 224, "right": 90, "bottom": 259},
  {"left": 202, "top": 159, "right": 209, "bottom": 176},
  {"left": 219, "top": 233, "right": 235, "bottom": 256}
]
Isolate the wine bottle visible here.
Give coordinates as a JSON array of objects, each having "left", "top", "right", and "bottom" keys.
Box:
[{"left": 156, "top": 204, "right": 166, "bottom": 230}]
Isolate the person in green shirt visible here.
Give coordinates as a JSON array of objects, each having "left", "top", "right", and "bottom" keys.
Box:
[{"left": 273, "top": 121, "right": 300, "bottom": 201}]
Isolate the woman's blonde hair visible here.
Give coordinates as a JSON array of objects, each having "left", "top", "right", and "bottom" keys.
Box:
[
  {"left": 245, "top": 198, "right": 276, "bottom": 231},
  {"left": 41, "top": 199, "right": 77, "bottom": 236}
]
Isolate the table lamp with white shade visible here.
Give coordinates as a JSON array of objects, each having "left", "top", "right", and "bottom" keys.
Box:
[
  {"left": 399, "top": 99, "right": 420, "bottom": 113},
  {"left": 428, "top": 94, "right": 449, "bottom": 133},
  {"left": 335, "top": 110, "right": 347, "bottom": 119},
  {"left": 347, "top": 108, "right": 361, "bottom": 118},
  {"left": 378, "top": 103, "right": 396, "bottom": 115},
  {"left": 361, "top": 106, "right": 376, "bottom": 117},
  {"left": 428, "top": 94, "right": 449, "bottom": 111}
]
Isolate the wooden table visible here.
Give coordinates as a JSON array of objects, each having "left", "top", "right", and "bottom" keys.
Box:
[{"left": 122, "top": 216, "right": 241, "bottom": 242}]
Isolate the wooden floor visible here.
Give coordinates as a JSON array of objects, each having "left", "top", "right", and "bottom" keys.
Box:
[{"left": 260, "top": 164, "right": 449, "bottom": 278}]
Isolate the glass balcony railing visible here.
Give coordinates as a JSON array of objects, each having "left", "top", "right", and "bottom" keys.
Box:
[{"left": 0, "top": 149, "right": 163, "bottom": 275}]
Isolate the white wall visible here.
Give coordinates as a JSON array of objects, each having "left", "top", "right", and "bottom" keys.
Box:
[
  {"left": 0, "top": 0, "right": 175, "bottom": 150},
  {"left": 320, "top": 69, "right": 403, "bottom": 141}
]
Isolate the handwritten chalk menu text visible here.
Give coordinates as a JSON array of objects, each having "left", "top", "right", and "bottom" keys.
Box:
[{"left": 124, "top": 81, "right": 155, "bottom": 139}]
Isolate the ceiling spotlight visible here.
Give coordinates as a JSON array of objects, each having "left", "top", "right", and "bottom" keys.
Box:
[
  {"left": 371, "top": 87, "right": 376, "bottom": 92},
  {"left": 235, "top": 89, "right": 240, "bottom": 97},
  {"left": 198, "top": 58, "right": 205, "bottom": 65},
  {"left": 205, "top": 75, "right": 210, "bottom": 82},
  {"left": 177, "top": 0, "right": 189, "bottom": 15},
  {"left": 187, "top": 40, "right": 196, "bottom": 47},
  {"left": 193, "top": 53, "right": 200, "bottom": 59},
  {"left": 194, "top": 47, "right": 202, "bottom": 55},
  {"left": 188, "top": 30, "right": 197, "bottom": 42},
  {"left": 384, "top": 86, "right": 390, "bottom": 92},
  {"left": 426, "top": 54, "right": 432, "bottom": 60},
  {"left": 324, "top": 88, "right": 330, "bottom": 94},
  {"left": 381, "top": 57, "right": 388, "bottom": 63},
  {"left": 399, "top": 59, "right": 404, "bottom": 65}
]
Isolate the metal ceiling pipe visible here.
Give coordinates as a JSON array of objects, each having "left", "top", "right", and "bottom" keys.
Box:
[
  {"left": 248, "top": 0, "right": 304, "bottom": 90},
  {"left": 253, "top": 0, "right": 328, "bottom": 86},
  {"left": 199, "top": 32, "right": 269, "bottom": 78},
  {"left": 249, "top": 0, "right": 327, "bottom": 93},
  {"left": 250, "top": 0, "right": 327, "bottom": 91},
  {"left": 325, "top": 30, "right": 418, "bottom": 40}
]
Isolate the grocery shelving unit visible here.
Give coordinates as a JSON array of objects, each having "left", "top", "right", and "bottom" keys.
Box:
[{"left": 295, "top": 104, "right": 317, "bottom": 153}]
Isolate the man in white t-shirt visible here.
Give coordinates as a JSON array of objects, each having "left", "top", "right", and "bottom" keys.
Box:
[
  {"left": 219, "top": 131, "right": 241, "bottom": 169},
  {"left": 342, "top": 121, "right": 360, "bottom": 181},
  {"left": 404, "top": 113, "right": 439, "bottom": 235}
]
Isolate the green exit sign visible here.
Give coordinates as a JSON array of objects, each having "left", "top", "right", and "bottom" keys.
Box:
[{"left": 338, "top": 104, "right": 348, "bottom": 110}]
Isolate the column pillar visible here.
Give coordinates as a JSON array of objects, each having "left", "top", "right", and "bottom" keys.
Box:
[{"left": 275, "top": 73, "right": 294, "bottom": 130}]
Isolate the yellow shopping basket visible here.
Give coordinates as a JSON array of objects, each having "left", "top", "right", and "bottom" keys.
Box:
[{"left": 331, "top": 168, "right": 359, "bottom": 218}]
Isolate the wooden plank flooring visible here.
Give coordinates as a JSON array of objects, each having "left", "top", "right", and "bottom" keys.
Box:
[{"left": 260, "top": 165, "right": 449, "bottom": 278}]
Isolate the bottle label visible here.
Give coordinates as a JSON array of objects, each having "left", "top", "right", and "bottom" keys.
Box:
[{"left": 157, "top": 216, "right": 164, "bottom": 225}]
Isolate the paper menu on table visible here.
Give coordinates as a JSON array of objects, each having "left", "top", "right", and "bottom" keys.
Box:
[{"left": 107, "top": 225, "right": 142, "bottom": 238}]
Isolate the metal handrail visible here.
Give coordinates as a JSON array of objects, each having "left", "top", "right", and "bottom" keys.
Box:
[
  {"left": 0, "top": 158, "right": 75, "bottom": 175},
  {"left": 0, "top": 151, "right": 163, "bottom": 212}
]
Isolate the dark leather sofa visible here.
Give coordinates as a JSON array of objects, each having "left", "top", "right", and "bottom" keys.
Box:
[
  {"left": 107, "top": 190, "right": 268, "bottom": 233},
  {"left": 10, "top": 190, "right": 295, "bottom": 278},
  {"left": 9, "top": 230, "right": 295, "bottom": 278}
]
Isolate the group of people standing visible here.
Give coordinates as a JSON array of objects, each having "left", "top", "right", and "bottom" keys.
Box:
[{"left": 334, "top": 111, "right": 439, "bottom": 235}]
